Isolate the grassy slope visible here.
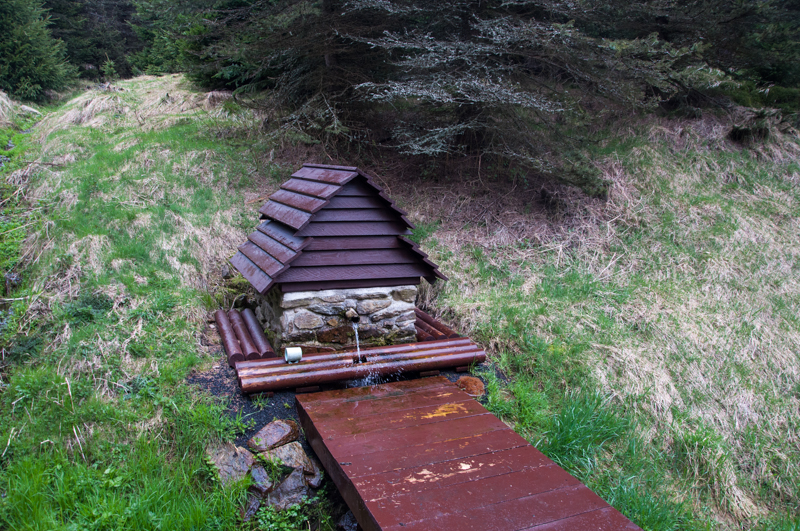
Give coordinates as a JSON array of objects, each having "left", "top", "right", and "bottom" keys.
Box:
[
  {"left": 423, "top": 116, "right": 800, "bottom": 529},
  {"left": 1, "top": 77, "right": 799, "bottom": 530},
  {"left": 0, "top": 76, "right": 303, "bottom": 530}
]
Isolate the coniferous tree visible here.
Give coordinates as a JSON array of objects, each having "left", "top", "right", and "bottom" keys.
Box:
[{"left": 0, "top": 0, "right": 76, "bottom": 99}]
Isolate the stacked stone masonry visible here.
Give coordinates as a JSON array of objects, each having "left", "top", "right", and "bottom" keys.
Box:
[{"left": 255, "top": 285, "right": 418, "bottom": 351}]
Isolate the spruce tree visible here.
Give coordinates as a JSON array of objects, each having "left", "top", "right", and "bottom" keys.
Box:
[{"left": 0, "top": 0, "right": 75, "bottom": 99}]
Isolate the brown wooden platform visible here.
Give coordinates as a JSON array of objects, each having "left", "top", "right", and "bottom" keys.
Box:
[{"left": 296, "top": 376, "right": 642, "bottom": 531}]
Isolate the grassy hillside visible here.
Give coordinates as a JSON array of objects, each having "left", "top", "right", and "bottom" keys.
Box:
[{"left": 1, "top": 76, "right": 799, "bottom": 530}]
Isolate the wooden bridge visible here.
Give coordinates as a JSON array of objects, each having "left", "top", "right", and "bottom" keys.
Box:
[{"left": 296, "top": 376, "right": 641, "bottom": 531}]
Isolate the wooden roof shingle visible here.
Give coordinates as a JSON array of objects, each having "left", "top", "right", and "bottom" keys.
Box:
[{"left": 230, "top": 163, "right": 446, "bottom": 294}]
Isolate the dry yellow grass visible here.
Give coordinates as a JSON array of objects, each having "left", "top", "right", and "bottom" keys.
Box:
[{"left": 405, "top": 111, "right": 800, "bottom": 527}]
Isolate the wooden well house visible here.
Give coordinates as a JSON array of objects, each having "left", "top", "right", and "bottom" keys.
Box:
[{"left": 230, "top": 163, "right": 446, "bottom": 351}]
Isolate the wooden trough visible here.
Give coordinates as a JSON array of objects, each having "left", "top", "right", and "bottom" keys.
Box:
[
  {"left": 214, "top": 305, "right": 477, "bottom": 393},
  {"left": 235, "top": 338, "right": 485, "bottom": 394}
]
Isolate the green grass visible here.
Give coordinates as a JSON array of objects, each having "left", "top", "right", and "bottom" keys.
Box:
[{"left": 0, "top": 77, "right": 297, "bottom": 530}]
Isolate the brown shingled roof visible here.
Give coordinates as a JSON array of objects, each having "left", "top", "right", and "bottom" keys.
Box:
[{"left": 230, "top": 163, "right": 446, "bottom": 293}]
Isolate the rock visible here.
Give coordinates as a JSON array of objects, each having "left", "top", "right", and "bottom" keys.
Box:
[
  {"left": 394, "top": 311, "right": 416, "bottom": 326},
  {"left": 370, "top": 302, "right": 412, "bottom": 322},
  {"left": 304, "top": 454, "right": 324, "bottom": 488},
  {"left": 337, "top": 511, "right": 359, "bottom": 531},
  {"left": 327, "top": 317, "right": 339, "bottom": 327},
  {"left": 345, "top": 308, "right": 358, "bottom": 320},
  {"left": 249, "top": 465, "right": 276, "bottom": 496},
  {"left": 248, "top": 419, "right": 300, "bottom": 452},
  {"left": 391, "top": 287, "right": 417, "bottom": 302},
  {"left": 319, "top": 292, "right": 346, "bottom": 303},
  {"left": 293, "top": 310, "right": 324, "bottom": 330},
  {"left": 206, "top": 442, "right": 255, "bottom": 487},
  {"left": 265, "top": 468, "right": 309, "bottom": 511},
  {"left": 221, "top": 264, "right": 232, "bottom": 279},
  {"left": 281, "top": 293, "right": 320, "bottom": 309},
  {"left": 307, "top": 303, "right": 345, "bottom": 316},
  {"left": 240, "top": 494, "right": 261, "bottom": 521},
  {"left": 261, "top": 442, "right": 314, "bottom": 474},
  {"left": 456, "top": 376, "right": 485, "bottom": 397},
  {"left": 285, "top": 329, "right": 316, "bottom": 343},
  {"left": 357, "top": 299, "right": 392, "bottom": 314},
  {"left": 317, "top": 325, "right": 352, "bottom": 344},
  {"left": 350, "top": 287, "right": 393, "bottom": 300},
  {"left": 355, "top": 326, "right": 381, "bottom": 339}
]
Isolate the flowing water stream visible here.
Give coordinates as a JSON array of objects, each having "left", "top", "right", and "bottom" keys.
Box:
[{"left": 351, "top": 321, "right": 387, "bottom": 387}]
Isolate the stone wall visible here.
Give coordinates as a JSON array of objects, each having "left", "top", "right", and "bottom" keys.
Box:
[{"left": 255, "top": 285, "right": 417, "bottom": 351}]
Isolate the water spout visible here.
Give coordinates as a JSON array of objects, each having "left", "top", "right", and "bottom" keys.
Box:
[{"left": 352, "top": 321, "right": 361, "bottom": 359}]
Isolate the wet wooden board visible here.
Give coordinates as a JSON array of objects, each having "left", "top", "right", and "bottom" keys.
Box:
[{"left": 296, "top": 376, "right": 641, "bottom": 531}]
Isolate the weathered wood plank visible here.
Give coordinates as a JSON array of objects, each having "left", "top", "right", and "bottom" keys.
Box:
[
  {"left": 247, "top": 230, "right": 296, "bottom": 263},
  {"left": 519, "top": 507, "right": 643, "bottom": 531},
  {"left": 289, "top": 249, "right": 417, "bottom": 267},
  {"left": 324, "top": 413, "right": 507, "bottom": 458},
  {"left": 296, "top": 221, "right": 411, "bottom": 237},
  {"left": 336, "top": 179, "right": 377, "bottom": 196},
  {"left": 312, "top": 209, "right": 399, "bottom": 222},
  {"left": 370, "top": 465, "right": 582, "bottom": 525},
  {"left": 296, "top": 167, "right": 358, "bottom": 184},
  {"left": 281, "top": 177, "right": 340, "bottom": 199},
  {"left": 269, "top": 189, "right": 327, "bottom": 213},
  {"left": 259, "top": 201, "right": 313, "bottom": 231},
  {"left": 314, "top": 398, "right": 486, "bottom": 438},
  {"left": 326, "top": 196, "right": 388, "bottom": 209},
  {"left": 303, "top": 386, "right": 465, "bottom": 420},
  {"left": 338, "top": 429, "right": 530, "bottom": 480},
  {"left": 229, "top": 252, "right": 272, "bottom": 293},
  {"left": 280, "top": 278, "right": 421, "bottom": 292},
  {"left": 256, "top": 221, "right": 306, "bottom": 251},
  {"left": 304, "top": 236, "right": 402, "bottom": 251},
  {"left": 299, "top": 373, "right": 451, "bottom": 405},
  {"left": 380, "top": 485, "right": 609, "bottom": 531},
  {"left": 353, "top": 445, "right": 551, "bottom": 500},
  {"left": 238, "top": 241, "right": 285, "bottom": 277},
  {"left": 275, "top": 263, "right": 428, "bottom": 283}
]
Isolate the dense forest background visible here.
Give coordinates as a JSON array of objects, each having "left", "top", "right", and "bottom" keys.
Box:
[{"left": 2, "top": 0, "right": 800, "bottom": 191}]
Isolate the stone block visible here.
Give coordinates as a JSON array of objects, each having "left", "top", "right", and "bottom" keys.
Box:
[
  {"left": 356, "top": 326, "right": 382, "bottom": 339},
  {"left": 265, "top": 468, "right": 308, "bottom": 511},
  {"left": 249, "top": 465, "right": 276, "bottom": 496},
  {"left": 294, "top": 310, "right": 324, "bottom": 330},
  {"left": 206, "top": 443, "right": 255, "bottom": 487},
  {"left": 281, "top": 293, "right": 320, "bottom": 309},
  {"left": 307, "top": 303, "right": 345, "bottom": 316},
  {"left": 248, "top": 420, "right": 300, "bottom": 453},
  {"left": 317, "top": 325, "right": 352, "bottom": 344},
  {"left": 391, "top": 286, "right": 417, "bottom": 302},
  {"left": 284, "top": 329, "right": 315, "bottom": 342},
  {"left": 395, "top": 310, "right": 416, "bottom": 325},
  {"left": 260, "top": 442, "right": 315, "bottom": 475},
  {"left": 370, "top": 301, "right": 413, "bottom": 322},
  {"left": 357, "top": 299, "right": 392, "bottom": 314},
  {"left": 319, "top": 292, "right": 346, "bottom": 303}
]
